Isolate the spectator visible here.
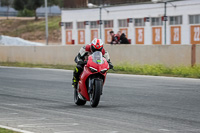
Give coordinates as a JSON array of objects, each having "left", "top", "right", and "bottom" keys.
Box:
[
  {"left": 116, "top": 31, "right": 121, "bottom": 41},
  {"left": 120, "top": 33, "right": 130, "bottom": 44},
  {"left": 110, "top": 31, "right": 119, "bottom": 44}
]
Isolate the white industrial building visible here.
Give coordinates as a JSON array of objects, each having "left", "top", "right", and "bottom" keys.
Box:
[{"left": 61, "top": 0, "right": 200, "bottom": 45}]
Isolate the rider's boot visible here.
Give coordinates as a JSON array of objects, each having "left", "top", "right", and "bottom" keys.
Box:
[
  {"left": 72, "top": 77, "right": 78, "bottom": 89},
  {"left": 72, "top": 66, "right": 80, "bottom": 89}
]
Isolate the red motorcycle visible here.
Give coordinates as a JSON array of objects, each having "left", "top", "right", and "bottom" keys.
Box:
[{"left": 74, "top": 51, "right": 109, "bottom": 107}]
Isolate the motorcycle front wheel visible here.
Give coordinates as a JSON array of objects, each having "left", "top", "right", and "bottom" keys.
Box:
[{"left": 90, "top": 79, "right": 102, "bottom": 107}]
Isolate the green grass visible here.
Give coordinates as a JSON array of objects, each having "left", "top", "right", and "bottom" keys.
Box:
[
  {"left": 0, "top": 128, "right": 19, "bottom": 133},
  {"left": 0, "top": 62, "right": 75, "bottom": 70},
  {"left": 16, "top": 16, "right": 60, "bottom": 35},
  {"left": 24, "top": 16, "right": 60, "bottom": 32},
  {"left": 1, "top": 62, "right": 200, "bottom": 78},
  {"left": 0, "top": 16, "right": 61, "bottom": 38},
  {"left": 114, "top": 63, "right": 200, "bottom": 78}
]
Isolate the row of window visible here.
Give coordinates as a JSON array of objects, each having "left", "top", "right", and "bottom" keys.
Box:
[{"left": 66, "top": 14, "right": 200, "bottom": 29}]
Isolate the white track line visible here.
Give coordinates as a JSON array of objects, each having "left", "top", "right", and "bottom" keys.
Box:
[
  {"left": 0, "top": 125, "right": 34, "bottom": 133},
  {"left": 18, "top": 123, "right": 79, "bottom": 128},
  {"left": 0, "top": 66, "right": 72, "bottom": 72},
  {"left": 55, "top": 130, "right": 118, "bottom": 133}
]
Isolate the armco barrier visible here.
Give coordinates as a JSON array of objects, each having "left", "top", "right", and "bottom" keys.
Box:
[{"left": 0, "top": 45, "right": 199, "bottom": 67}]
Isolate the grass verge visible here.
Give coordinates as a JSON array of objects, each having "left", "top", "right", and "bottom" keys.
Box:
[
  {"left": 0, "top": 16, "right": 61, "bottom": 42},
  {"left": 0, "top": 62, "right": 200, "bottom": 79},
  {"left": 0, "top": 128, "right": 19, "bottom": 133},
  {"left": 0, "top": 62, "right": 75, "bottom": 70},
  {"left": 113, "top": 63, "right": 200, "bottom": 78}
]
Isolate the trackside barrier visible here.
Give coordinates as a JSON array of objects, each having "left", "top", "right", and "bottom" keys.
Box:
[{"left": 0, "top": 45, "right": 200, "bottom": 67}]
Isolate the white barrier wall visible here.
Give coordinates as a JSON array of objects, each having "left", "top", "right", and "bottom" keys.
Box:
[
  {"left": 0, "top": 46, "right": 81, "bottom": 65},
  {"left": 0, "top": 45, "right": 199, "bottom": 67},
  {"left": 104, "top": 45, "right": 192, "bottom": 66}
]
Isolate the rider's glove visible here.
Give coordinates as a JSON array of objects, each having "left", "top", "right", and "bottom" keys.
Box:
[
  {"left": 77, "top": 60, "right": 87, "bottom": 66},
  {"left": 77, "top": 60, "right": 85, "bottom": 65}
]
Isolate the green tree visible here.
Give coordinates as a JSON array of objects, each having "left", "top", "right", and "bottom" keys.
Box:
[
  {"left": 48, "top": 0, "right": 59, "bottom": 15},
  {"left": 26, "top": 0, "right": 43, "bottom": 20},
  {"left": 48, "top": 0, "right": 59, "bottom": 6},
  {"left": 48, "top": 0, "right": 64, "bottom": 7},
  {"left": 13, "top": 0, "right": 43, "bottom": 20},
  {"left": 12, "top": 0, "right": 27, "bottom": 11},
  {"left": 13, "top": 0, "right": 28, "bottom": 11},
  {"left": 58, "top": 0, "right": 64, "bottom": 8}
]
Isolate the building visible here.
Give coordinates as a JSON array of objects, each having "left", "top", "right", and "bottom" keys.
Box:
[{"left": 61, "top": 0, "right": 200, "bottom": 45}]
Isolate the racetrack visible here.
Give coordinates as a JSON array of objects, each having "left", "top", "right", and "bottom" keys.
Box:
[{"left": 0, "top": 67, "right": 200, "bottom": 133}]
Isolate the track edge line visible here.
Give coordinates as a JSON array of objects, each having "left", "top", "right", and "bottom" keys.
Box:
[{"left": 0, "top": 125, "right": 34, "bottom": 133}]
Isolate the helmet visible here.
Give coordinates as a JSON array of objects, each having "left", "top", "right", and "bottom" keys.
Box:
[{"left": 90, "top": 38, "right": 103, "bottom": 52}]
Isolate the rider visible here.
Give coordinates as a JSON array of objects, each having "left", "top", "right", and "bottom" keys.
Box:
[{"left": 72, "top": 38, "right": 113, "bottom": 89}]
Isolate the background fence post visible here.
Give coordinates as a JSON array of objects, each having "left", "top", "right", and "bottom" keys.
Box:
[{"left": 191, "top": 44, "right": 196, "bottom": 67}]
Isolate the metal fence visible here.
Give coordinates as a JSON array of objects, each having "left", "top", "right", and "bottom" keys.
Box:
[{"left": 0, "top": 11, "right": 18, "bottom": 17}]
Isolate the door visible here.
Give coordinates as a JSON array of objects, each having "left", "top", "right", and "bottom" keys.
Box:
[
  {"left": 152, "top": 27, "right": 162, "bottom": 45},
  {"left": 171, "top": 26, "right": 181, "bottom": 44},
  {"left": 135, "top": 28, "right": 144, "bottom": 44}
]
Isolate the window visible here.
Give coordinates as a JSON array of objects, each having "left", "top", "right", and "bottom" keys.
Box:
[
  {"left": 118, "top": 19, "right": 128, "bottom": 27},
  {"left": 104, "top": 20, "right": 113, "bottom": 28},
  {"left": 134, "top": 18, "right": 145, "bottom": 27},
  {"left": 169, "top": 16, "right": 182, "bottom": 25},
  {"left": 77, "top": 22, "right": 85, "bottom": 29},
  {"left": 189, "top": 14, "right": 200, "bottom": 24},
  {"left": 90, "top": 21, "right": 99, "bottom": 28},
  {"left": 151, "top": 17, "right": 163, "bottom": 26},
  {"left": 65, "top": 22, "right": 73, "bottom": 29}
]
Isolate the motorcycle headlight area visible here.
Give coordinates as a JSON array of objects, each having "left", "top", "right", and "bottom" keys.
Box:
[
  {"left": 100, "top": 69, "right": 107, "bottom": 74},
  {"left": 89, "top": 67, "right": 98, "bottom": 73}
]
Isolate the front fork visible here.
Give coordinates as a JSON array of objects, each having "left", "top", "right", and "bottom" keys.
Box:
[
  {"left": 88, "top": 77, "right": 94, "bottom": 94},
  {"left": 88, "top": 77, "right": 103, "bottom": 95}
]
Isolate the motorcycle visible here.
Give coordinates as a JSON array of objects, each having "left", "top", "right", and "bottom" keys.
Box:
[{"left": 74, "top": 51, "right": 109, "bottom": 107}]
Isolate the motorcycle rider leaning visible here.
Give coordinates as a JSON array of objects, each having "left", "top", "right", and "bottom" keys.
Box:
[{"left": 72, "top": 38, "right": 113, "bottom": 89}]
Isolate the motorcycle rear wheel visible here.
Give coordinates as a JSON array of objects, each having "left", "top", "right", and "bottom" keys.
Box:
[
  {"left": 90, "top": 79, "right": 102, "bottom": 107},
  {"left": 74, "top": 85, "right": 86, "bottom": 106}
]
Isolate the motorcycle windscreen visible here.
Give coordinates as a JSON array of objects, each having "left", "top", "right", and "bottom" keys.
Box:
[{"left": 92, "top": 51, "right": 104, "bottom": 64}]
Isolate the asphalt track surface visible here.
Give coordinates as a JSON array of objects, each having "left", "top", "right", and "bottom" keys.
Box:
[{"left": 0, "top": 67, "right": 200, "bottom": 133}]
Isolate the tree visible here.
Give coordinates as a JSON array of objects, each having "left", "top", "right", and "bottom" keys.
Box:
[
  {"left": 48, "top": 0, "right": 59, "bottom": 16},
  {"left": 1, "top": 0, "right": 13, "bottom": 19},
  {"left": 13, "top": 0, "right": 43, "bottom": 20},
  {"left": 26, "top": 0, "right": 43, "bottom": 20},
  {"left": 48, "top": 0, "right": 59, "bottom": 6},
  {"left": 13, "top": 0, "right": 27, "bottom": 11},
  {"left": 58, "top": 0, "right": 64, "bottom": 8}
]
